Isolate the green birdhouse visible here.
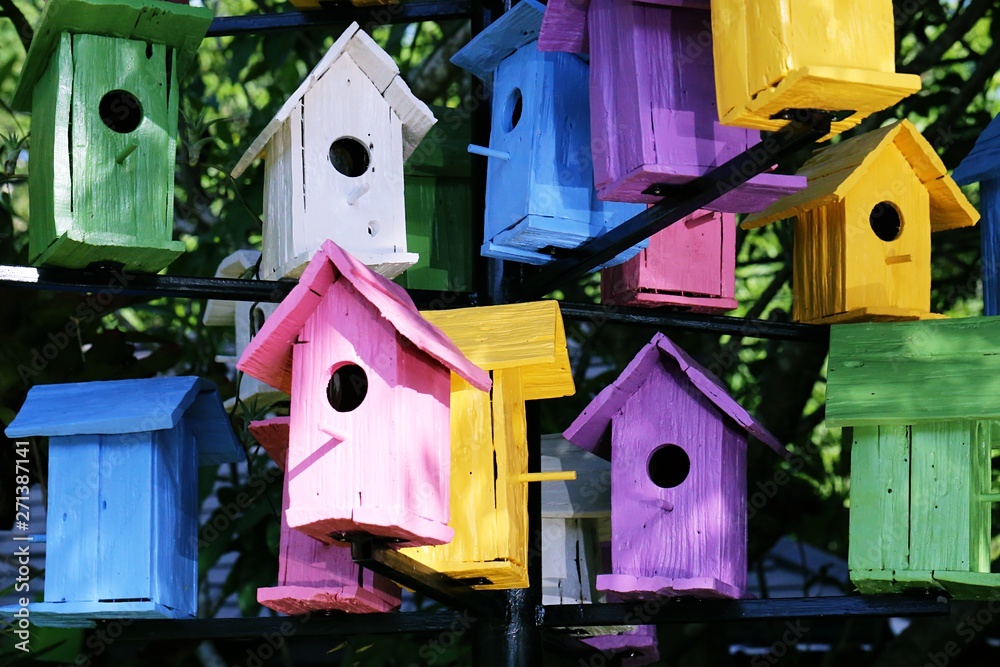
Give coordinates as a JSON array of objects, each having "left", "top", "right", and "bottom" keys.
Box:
[
  {"left": 827, "top": 318, "right": 1000, "bottom": 600},
  {"left": 12, "top": 0, "right": 213, "bottom": 272},
  {"left": 395, "top": 106, "right": 475, "bottom": 293}
]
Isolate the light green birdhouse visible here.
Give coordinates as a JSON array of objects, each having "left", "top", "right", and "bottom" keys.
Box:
[
  {"left": 828, "top": 317, "right": 1000, "bottom": 600},
  {"left": 13, "top": 0, "right": 212, "bottom": 272}
]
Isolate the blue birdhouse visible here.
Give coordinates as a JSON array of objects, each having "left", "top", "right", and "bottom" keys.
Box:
[
  {"left": 953, "top": 116, "right": 1000, "bottom": 316},
  {"left": 4, "top": 377, "right": 243, "bottom": 627},
  {"left": 450, "top": 0, "right": 645, "bottom": 267}
]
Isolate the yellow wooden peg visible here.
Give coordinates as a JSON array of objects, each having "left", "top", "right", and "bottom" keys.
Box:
[{"left": 515, "top": 471, "right": 577, "bottom": 484}]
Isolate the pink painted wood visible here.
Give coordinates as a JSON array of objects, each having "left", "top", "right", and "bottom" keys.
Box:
[
  {"left": 538, "top": 0, "right": 806, "bottom": 210},
  {"left": 250, "top": 419, "right": 402, "bottom": 614},
  {"left": 602, "top": 209, "right": 738, "bottom": 313},
  {"left": 237, "top": 241, "right": 491, "bottom": 547},
  {"left": 563, "top": 333, "right": 786, "bottom": 600}
]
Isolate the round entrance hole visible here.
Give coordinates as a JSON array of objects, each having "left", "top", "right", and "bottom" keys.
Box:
[
  {"left": 329, "top": 138, "right": 371, "bottom": 177},
  {"left": 99, "top": 90, "right": 143, "bottom": 134},
  {"left": 647, "top": 444, "right": 691, "bottom": 489},
  {"left": 503, "top": 88, "right": 523, "bottom": 132},
  {"left": 327, "top": 363, "right": 368, "bottom": 412},
  {"left": 869, "top": 201, "right": 903, "bottom": 242}
]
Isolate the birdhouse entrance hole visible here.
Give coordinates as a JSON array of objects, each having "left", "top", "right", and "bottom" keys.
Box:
[
  {"left": 329, "top": 138, "right": 371, "bottom": 177},
  {"left": 503, "top": 89, "right": 523, "bottom": 132},
  {"left": 648, "top": 444, "right": 691, "bottom": 489},
  {"left": 327, "top": 363, "right": 368, "bottom": 412},
  {"left": 869, "top": 202, "right": 903, "bottom": 242},
  {"left": 99, "top": 90, "right": 143, "bottom": 134}
]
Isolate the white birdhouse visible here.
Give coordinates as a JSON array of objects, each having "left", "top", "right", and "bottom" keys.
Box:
[
  {"left": 231, "top": 23, "right": 435, "bottom": 280},
  {"left": 203, "top": 250, "right": 287, "bottom": 408}
]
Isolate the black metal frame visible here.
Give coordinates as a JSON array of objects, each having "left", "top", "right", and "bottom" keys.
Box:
[{"left": 0, "top": 4, "right": 954, "bottom": 665}]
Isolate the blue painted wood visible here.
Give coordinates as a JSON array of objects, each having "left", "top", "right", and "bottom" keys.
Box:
[
  {"left": 44, "top": 434, "right": 101, "bottom": 605},
  {"left": 953, "top": 115, "right": 1000, "bottom": 316},
  {"left": 4, "top": 377, "right": 241, "bottom": 627},
  {"left": 451, "top": 0, "right": 646, "bottom": 267}
]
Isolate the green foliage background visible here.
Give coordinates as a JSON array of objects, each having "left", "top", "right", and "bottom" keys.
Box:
[{"left": 0, "top": 0, "right": 998, "bottom": 664}]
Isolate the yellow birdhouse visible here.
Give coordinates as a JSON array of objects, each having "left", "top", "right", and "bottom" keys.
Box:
[
  {"left": 402, "top": 301, "right": 576, "bottom": 589},
  {"left": 711, "top": 0, "right": 922, "bottom": 136},
  {"left": 742, "top": 120, "right": 979, "bottom": 325}
]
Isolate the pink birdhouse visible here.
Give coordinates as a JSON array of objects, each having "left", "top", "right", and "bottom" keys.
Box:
[
  {"left": 237, "top": 240, "right": 491, "bottom": 547},
  {"left": 602, "top": 209, "right": 738, "bottom": 313},
  {"left": 250, "top": 418, "right": 402, "bottom": 614},
  {"left": 537, "top": 0, "right": 805, "bottom": 210},
  {"left": 563, "top": 333, "right": 788, "bottom": 600}
]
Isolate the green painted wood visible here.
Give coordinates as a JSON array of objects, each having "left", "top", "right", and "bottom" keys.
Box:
[
  {"left": 12, "top": 0, "right": 212, "bottom": 111},
  {"left": 970, "top": 421, "right": 993, "bottom": 573},
  {"left": 879, "top": 426, "right": 911, "bottom": 571},
  {"left": 909, "top": 421, "right": 972, "bottom": 572},
  {"left": 828, "top": 317, "right": 1000, "bottom": 426},
  {"left": 848, "top": 427, "right": 883, "bottom": 573},
  {"left": 396, "top": 107, "right": 474, "bottom": 292},
  {"left": 933, "top": 571, "right": 1000, "bottom": 600},
  {"left": 165, "top": 52, "right": 178, "bottom": 232},
  {"left": 852, "top": 569, "right": 937, "bottom": 595}
]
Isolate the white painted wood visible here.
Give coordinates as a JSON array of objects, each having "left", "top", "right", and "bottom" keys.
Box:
[
  {"left": 541, "top": 517, "right": 601, "bottom": 605},
  {"left": 204, "top": 250, "right": 262, "bottom": 325},
  {"left": 384, "top": 77, "right": 436, "bottom": 160},
  {"left": 261, "top": 114, "right": 297, "bottom": 281},
  {"left": 345, "top": 28, "right": 399, "bottom": 94},
  {"left": 541, "top": 434, "right": 612, "bottom": 518}
]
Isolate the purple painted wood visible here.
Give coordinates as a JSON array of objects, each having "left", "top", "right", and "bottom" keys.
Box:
[
  {"left": 584, "top": 626, "right": 659, "bottom": 667},
  {"left": 602, "top": 209, "right": 738, "bottom": 313},
  {"left": 539, "top": 0, "right": 806, "bottom": 210},
  {"left": 250, "top": 418, "right": 402, "bottom": 614},
  {"left": 237, "top": 241, "right": 490, "bottom": 548},
  {"left": 563, "top": 333, "right": 786, "bottom": 600}
]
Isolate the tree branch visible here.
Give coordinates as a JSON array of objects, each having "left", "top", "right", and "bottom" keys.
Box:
[{"left": 0, "top": 0, "right": 31, "bottom": 52}]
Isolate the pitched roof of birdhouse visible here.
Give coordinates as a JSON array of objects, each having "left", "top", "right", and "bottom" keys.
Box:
[
  {"left": 537, "top": 0, "right": 709, "bottom": 54},
  {"left": 563, "top": 333, "right": 787, "bottom": 460},
  {"left": 232, "top": 22, "right": 436, "bottom": 178},
  {"left": 11, "top": 0, "right": 213, "bottom": 111},
  {"left": 742, "top": 120, "right": 980, "bottom": 232},
  {"left": 203, "top": 249, "right": 262, "bottom": 326},
  {"left": 451, "top": 0, "right": 546, "bottom": 82},
  {"left": 953, "top": 115, "right": 1000, "bottom": 185},
  {"left": 5, "top": 377, "right": 243, "bottom": 466},
  {"left": 827, "top": 317, "right": 1000, "bottom": 427},
  {"left": 248, "top": 417, "right": 290, "bottom": 470},
  {"left": 421, "top": 301, "right": 574, "bottom": 400},
  {"left": 237, "top": 240, "right": 491, "bottom": 395}
]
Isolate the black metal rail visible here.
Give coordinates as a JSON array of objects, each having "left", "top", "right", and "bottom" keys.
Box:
[
  {"left": 538, "top": 594, "right": 951, "bottom": 627},
  {"left": 206, "top": 2, "right": 473, "bottom": 37}
]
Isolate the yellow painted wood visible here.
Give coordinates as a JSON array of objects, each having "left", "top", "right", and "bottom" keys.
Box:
[
  {"left": 712, "top": 0, "right": 920, "bottom": 135},
  {"left": 743, "top": 121, "right": 977, "bottom": 323},
  {"left": 515, "top": 471, "right": 577, "bottom": 483},
  {"left": 421, "top": 301, "right": 574, "bottom": 400},
  {"left": 402, "top": 302, "right": 574, "bottom": 589}
]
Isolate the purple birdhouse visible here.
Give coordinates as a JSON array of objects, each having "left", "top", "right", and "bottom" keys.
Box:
[
  {"left": 563, "top": 333, "right": 789, "bottom": 600},
  {"left": 538, "top": 0, "right": 806, "bottom": 210}
]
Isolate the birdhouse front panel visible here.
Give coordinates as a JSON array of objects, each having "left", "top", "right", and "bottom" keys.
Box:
[
  {"left": 602, "top": 365, "right": 748, "bottom": 599},
  {"left": 602, "top": 210, "right": 738, "bottom": 313},
  {"left": 29, "top": 34, "right": 184, "bottom": 271},
  {"left": 711, "top": 0, "right": 921, "bottom": 135},
  {"left": 841, "top": 147, "right": 931, "bottom": 319},
  {"left": 284, "top": 279, "right": 453, "bottom": 546}
]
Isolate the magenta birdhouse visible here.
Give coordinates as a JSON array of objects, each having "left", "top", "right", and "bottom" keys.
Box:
[
  {"left": 249, "top": 418, "right": 401, "bottom": 614},
  {"left": 237, "top": 240, "right": 491, "bottom": 547},
  {"left": 602, "top": 209, "right": 738, "bottom": 313},
  {"left": 537, "top": 0, "right": 805, "bottom": 210},
  {"left": 563, "top": 333, "right": 788, "bottom": 600}
]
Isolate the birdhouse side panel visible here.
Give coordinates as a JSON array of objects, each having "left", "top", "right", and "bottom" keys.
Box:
[
  {"left": 541, "top": 517, "right": 602, "bottom": 605},
  {"left": 791, "top": 203, "right": 846, "bottom": 323},
  {"left": 645, "top": 211, "right": 733, "bottom": 298},
  {"left": 842, "top": 148, "right": 931, "bottom": 316},
  {"left": 398, "top": 174, "right": 474, "bottom": 292},
  {"left": 492, "top": 367, "right": 529, "bottom": 582},
  {"left": 909, "top": 421, "right": 977, "bottom": 573},
  {"left": 71, "top": 35, "right": 172, "bottom": 250},
  {"left": 979, "top": 186, "right": 1000, "bottom": 316},
  {"left": 784, "top": 1, "right": 897, "bottom": 75},
  {"left": 970, "top": 420, "right": 995, "bottom": 574},
  {"left": 96, "top": 432, "right": 154, "bottom": 603},
  {"left": 150, "top": 421, "right": 198, "bottom": 616},
  {"left": 611, "top": 367, "right": 728, "bottom": 582},
  {"left": 847, "top": 426, "right": 912, "bottom": 575},
  {"left": 716, "top": 423, "right": 748, "bottom": 593},
  {"left": 44, "top": 435, "right": 102, "bottom": 604},
  {"left": 403, "top": 376, "right": 497, "bottom": 573},
  {"left": 710, "top": 0, "right": 753, "bottom": 125},
  {"left": 27, "top": 33, "right": 73, "bottom": 263},
  {"left": 300, "top": 56, "right": 409, "bottom": 274},
  {"left": 261, "top": 115, "right": 301, "bottom": 280}
]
